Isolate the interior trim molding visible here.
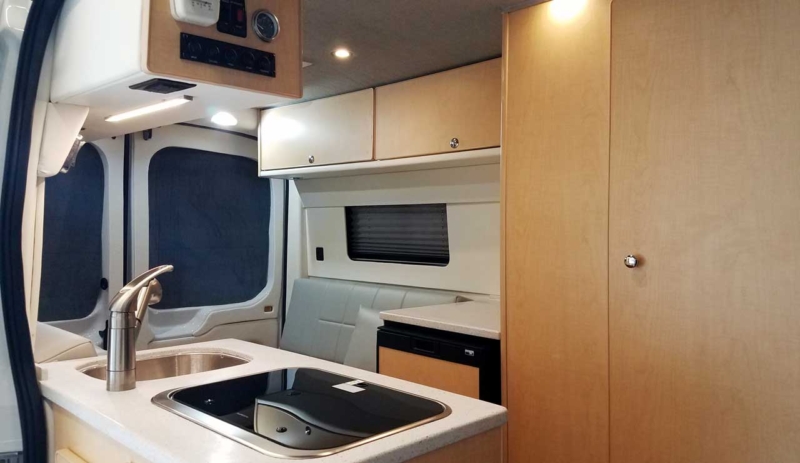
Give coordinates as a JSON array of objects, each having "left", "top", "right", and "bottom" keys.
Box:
[{"left": 0, "top": 1, "right": 66, "bottom": 461}]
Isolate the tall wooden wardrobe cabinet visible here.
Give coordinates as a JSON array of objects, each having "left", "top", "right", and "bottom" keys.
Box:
[{"left": 502, "top": 1, "right": 800, "bottom": 463}]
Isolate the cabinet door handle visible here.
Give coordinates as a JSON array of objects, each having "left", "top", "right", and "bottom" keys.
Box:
[
  {"left": 450, "top": 138, "right": 459, "bottom": 149},
  {"left": 308, "top": 155, "right": 315, "bottom": 164},
  {"left": 624, "top": 255, "right": 639, "bottom": 268}
]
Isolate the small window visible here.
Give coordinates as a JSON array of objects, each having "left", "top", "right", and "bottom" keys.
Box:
[
  {"left": 39, "top": 144, "right": 105, "bottom": 322},
  {"left": 345, "top": 204, "right": 450, "bottom": 266},
  {"left": 148, "top": 148, "right": 271, "bottom": 309}
]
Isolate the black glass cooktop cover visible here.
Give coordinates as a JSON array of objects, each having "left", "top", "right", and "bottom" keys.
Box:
[{"left": 171, "top": 368, "right": 447, "bottom": 451}]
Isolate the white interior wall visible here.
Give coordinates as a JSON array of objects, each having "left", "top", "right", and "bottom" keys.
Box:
[
  {"left": 292, "top": 163, "right": 501, "bottom": 297},
  {"left": 0, "top": 311, "right": 20, "bottom": 453},
  {"left": 285, "top": 180, "right": 306, "bottom": 311}
]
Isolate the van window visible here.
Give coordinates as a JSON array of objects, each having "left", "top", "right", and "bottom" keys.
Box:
[
  {"left": 39, "top": 144, "right": 105, "bottom": 322},
  {"left": 148, "top": 147, "right": 271, "bottom": 309},
  {"left": 345, "top": 204, "right": 450, "bottom": 266}
]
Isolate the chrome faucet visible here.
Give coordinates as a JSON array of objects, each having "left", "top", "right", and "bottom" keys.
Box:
[{"left": 106, "top": 265, "right": 173, "bottom": 392}]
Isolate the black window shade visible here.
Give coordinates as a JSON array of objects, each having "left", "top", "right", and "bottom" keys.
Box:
[
  {"left": 149, "top": 147, "right": 271, "bottom": 309},
  {"left": 39, "top": 144, "right": 105, "bottom": 322},
  {"left": 345, "top": 204, "right": 450, "bottom": 266}
]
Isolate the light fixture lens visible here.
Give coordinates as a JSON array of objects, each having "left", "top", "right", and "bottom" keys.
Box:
[
  {"left": 550, "top": 0, "right": 588, "bottom": 22},
  {"left": 105, "top": 97, "right": 192, "bottom": 123},
  {"left": 211, "top": 111, "right": 238, "bottom": 127},
  {"left": 333, "top": 48, "right": 352, "bottom": 59}
]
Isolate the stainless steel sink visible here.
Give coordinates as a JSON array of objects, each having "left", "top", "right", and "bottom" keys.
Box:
[{"left": 80, "top": 352, "right": 249, "bottom": 381}]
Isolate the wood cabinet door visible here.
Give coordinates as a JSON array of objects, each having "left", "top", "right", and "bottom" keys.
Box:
[
  {"left": 375, "top": 59, "right": 501, "bottom": 160},
  {"left": 609, "top": 1, "right": 800, "bottom": 462},
  {"left": 259, "top": 89, "right": 374, "bottom": 171}
]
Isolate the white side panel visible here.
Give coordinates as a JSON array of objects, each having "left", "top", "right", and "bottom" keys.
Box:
[
  {"left": 22, "top": 28, "right": 55, "bottom": 345},
  {"left": 285, "top": 180, "right": 306, "bottom": 310},
  {"left": 50, "top": 0, "right": 144, "bottom": 102},
  {"left": 0, "top": 311, "right": 21, "bottom": 453},
  {"left": 147, "top": 318, "right": 278, "bottom": 349},
  {"left": 0, "top": 0, "right": 26, "bottom": 451},
  {"left": 306, "top": 202, "right": 500, "bottom": 295},
  {"left": 37, "top": 103, "right": 89, "bottom": 177},
  {"left": 259, "top": 89, "right": 374, "bottom": 170}
]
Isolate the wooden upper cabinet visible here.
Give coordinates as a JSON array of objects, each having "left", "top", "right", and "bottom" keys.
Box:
[
  {"left": 375, "top": 59, "right": 501, "bottom": 160},
  {"left": 259, "top": 89, "right": 374, "bottom": 171}
]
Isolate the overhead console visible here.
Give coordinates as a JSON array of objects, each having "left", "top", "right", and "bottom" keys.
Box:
[{"left": 51, "top": 0, "right": 302, "bottom": 141}]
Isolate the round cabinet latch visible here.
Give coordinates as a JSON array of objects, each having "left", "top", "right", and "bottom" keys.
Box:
[
  {"left": 253, "top": 10, "right": 280, "bottom": 42},
  {"left": 308, "top": 155, "right": 315, "bottom": 164},
  {"left": 624, "top": 255, "right": 639, "bottom": 268},
  {"left": 450, "top": 138, "right": 460, "bottom": 149}
]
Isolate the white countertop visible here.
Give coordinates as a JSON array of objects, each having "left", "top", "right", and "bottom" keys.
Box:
[
  {"left": 38, "top": 339, "right": 506, "bottom": 463},
  {"left": 380, "top": 300, "right": 501, "bottom": 340}
]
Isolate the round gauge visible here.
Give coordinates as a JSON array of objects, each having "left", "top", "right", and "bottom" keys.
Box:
[{"left": 253, "top": 10, "right": 280, "bottom": 42}]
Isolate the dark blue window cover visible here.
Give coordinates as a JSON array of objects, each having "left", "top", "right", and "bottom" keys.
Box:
[
  {"left": 39, "top": 144, "right": 105, "bottom": 322},
  {"left": 148, "top": 148, "right": 271, "bottom": 309}
]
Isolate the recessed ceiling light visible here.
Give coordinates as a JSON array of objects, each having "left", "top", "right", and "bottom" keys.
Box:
[
  {"left": 211, "top": 111, "right": 238, "bottom": 127},
  {"left": 333, "top": 48, "right": 352, "bottom": 59},
  {"left": 105, "top": 96, "right": 192, "bottom": 123}
]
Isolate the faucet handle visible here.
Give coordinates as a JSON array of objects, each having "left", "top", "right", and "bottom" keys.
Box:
[
  {"left": 109, "top": 265, "right": 173, "bottom": 313},
  {"left": 125, "top": 264, "right": 174, "bottom": 292},
  {"left": 133, "top": 279, "right": 162, "bottom": 340},
  {"left": 135, "top": 279, "right": 162, "bottom": 322}
]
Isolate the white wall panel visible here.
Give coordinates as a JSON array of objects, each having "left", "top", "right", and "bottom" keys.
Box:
[
  {"left": 305, "top": 202, "right": 500, "bottom": 295},
  {"left": 295, "top": 163, "right": 501, "bottom": 295}
]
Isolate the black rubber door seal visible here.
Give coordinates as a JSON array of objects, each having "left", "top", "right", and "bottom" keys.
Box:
[{"left": 0, "top": 1, "right": 65, "bottom": 461}]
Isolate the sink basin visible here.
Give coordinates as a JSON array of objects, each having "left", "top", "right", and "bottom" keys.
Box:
[
  {"left": 152, "top": 368, "right": 451, "bottom": 458},
  {"left": 80, "top": 352, "right": 249, "bottom": 381}
]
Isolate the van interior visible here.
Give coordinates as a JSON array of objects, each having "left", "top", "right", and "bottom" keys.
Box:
[{"left": 0, "top": 0, "right": 798, "bottom": 462}]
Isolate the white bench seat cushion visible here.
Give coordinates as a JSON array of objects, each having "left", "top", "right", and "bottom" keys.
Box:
[
  {"left": 343, "top": 305, "right": 384, "bottom": 372},
  {"left": 280, "top": 278, "right": 460, "bottom": 365}
]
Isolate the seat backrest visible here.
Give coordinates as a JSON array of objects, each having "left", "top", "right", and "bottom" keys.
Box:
[{"left": 280, "top": 278, "right": 461, "bottom": 363}]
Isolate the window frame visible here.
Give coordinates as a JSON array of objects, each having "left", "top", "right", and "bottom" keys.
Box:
[{"left": 130, "top": 125, "right": 284, "bottom": 349}]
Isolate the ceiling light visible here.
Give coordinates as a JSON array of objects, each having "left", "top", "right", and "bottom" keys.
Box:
[
  {"left": 211, "top": 111, "right": 238, "bottom": 127},
  {"left": 105, "top": 96, "right": 192, "bottom": 123},
  {"left": 333, "top": 48, "right": 352, "bottom": 59}
]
